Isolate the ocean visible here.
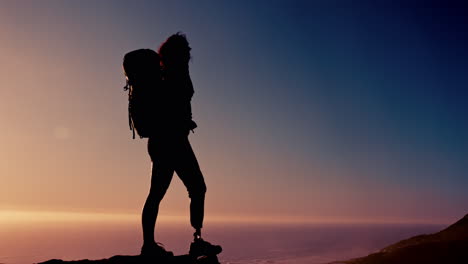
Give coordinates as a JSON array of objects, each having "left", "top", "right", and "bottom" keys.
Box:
[{"left": 0, "top": 219, "right": 443, "bottom": 264}]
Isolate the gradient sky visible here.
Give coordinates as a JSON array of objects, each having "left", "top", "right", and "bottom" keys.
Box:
[{"left": 1, "top": 0, "right": 467, "bottom": 224}]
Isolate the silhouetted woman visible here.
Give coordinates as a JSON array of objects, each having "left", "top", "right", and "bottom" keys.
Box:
[{"left": 141, "top": 33, "right": 221, "bottom": 258}]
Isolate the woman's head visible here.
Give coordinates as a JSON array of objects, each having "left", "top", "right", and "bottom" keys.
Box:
[
  {"left": 158, "top": 32, "right": 191, "bottom": 70},
  {"left": 123, "top": 49, "right": 160, "bottom": 87}
]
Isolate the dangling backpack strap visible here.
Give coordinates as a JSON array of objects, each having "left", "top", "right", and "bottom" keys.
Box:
[
  {"left": 124, "top": 82, "right": 136, "bottom": 139},
  {"left": 129, "top": 106, "right": 135, "bottom": 139}
]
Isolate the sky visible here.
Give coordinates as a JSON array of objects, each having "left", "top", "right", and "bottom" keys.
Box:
[{"left": 0, "top": 0, "right": 467, "bottom": 224}]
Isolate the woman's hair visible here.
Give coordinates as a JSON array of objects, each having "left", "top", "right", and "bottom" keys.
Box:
[{"left": 158, "top": 32, "right": 191, "bottom": 69}]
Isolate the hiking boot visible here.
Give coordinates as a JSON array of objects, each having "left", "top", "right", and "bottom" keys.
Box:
[
  {"left": 189, "top": 237, "right": 222, "bottom": 257},
  {"left": 140, "top": 242, "right": 174, "bottom": 259}
]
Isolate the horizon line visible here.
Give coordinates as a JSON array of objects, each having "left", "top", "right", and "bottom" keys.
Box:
[{"left": 0, "top": 209, "right": 455, "bottom": 225}]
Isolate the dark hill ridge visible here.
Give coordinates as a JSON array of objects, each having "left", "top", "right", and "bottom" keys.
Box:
[
  {"left": 38, "top": 254, "right": 219, "bottom": 264},
  {"left": 332, "top": 214, "right": 468, "bottom": 264}
]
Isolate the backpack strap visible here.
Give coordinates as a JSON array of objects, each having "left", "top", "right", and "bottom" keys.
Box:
[
  {"left": 124, "top": 82, "right": 136, "bottom": 139},
  {"left": 129, "top": 107, "right": 135, "bottom": 139}
]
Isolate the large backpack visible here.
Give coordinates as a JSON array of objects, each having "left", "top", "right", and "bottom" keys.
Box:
[{"left": 122, "top": 49, "right": 160, "bottom": 139}]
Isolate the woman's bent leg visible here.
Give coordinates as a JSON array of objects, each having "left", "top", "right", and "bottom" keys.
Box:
[{"left": 175, "top": 137, "right": 207, "bottom": 233}]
